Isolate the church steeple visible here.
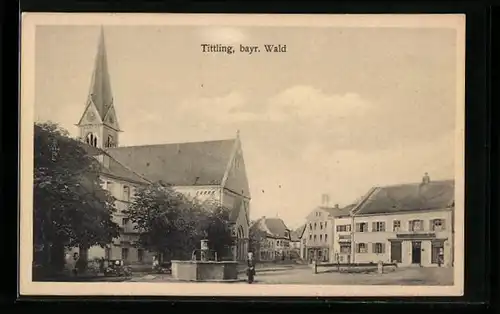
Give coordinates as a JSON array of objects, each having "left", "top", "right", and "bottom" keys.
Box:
[
  {"left": 76, "top": 26, "right": 121, "bottom": 149},
  {"left": 88, "top": 26, "right": 114, "bottom": 120}
]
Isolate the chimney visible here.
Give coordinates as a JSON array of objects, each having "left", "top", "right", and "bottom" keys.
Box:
[
  {"left": 321, "top": 194, "right": 330, "bottom": 206},
  {"left": 422, "top": 172, "right": 430, "bottom": 184},
  {"left": 334, "top": 204, "right": 339, "bottom": 209}
]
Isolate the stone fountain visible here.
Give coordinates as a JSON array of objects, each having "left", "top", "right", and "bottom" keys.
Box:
[{"left": 171, "top": 239, "right": 239, "bottom": 282}]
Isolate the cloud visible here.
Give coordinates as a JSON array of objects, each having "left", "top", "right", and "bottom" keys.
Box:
[
  {"left": 175, "top": 85, "right": 373, "bottom": 127},
  {"left": 177, "top": 91, "right": 260, "bottom": 124},
  {"left": 300, "top": 130, "right": 455, "bottom": 194},
  {"left": 266, "top": 86, "right": 373, "bottom": 123},
  {"left": 198, "top": 27, "right": 247, "bottom": 44}
]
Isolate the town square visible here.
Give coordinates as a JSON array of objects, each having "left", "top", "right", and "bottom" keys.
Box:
[{"left": 28, "top": 19, "right": 460, "bottom": 288}]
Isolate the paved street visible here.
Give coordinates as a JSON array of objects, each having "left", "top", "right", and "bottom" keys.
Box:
[
  {"left": 128, "top": 266, "right": 453, "bottom": 286},
  {"left": 248, "top": 266, "right": 454, "bottom": 285}
]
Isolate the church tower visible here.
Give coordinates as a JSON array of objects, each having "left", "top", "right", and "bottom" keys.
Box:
[{"left": 76, "top": 27, "right": 121, "bottom": 149}]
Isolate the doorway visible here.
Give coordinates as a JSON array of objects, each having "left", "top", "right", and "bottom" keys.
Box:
[
  {"left": 411, "top": 241, "right": 421, "bottom": 264},
  {"left": 390, "top": 241, "right": 402, "bottom": 263},
  {"left": 431, "top": 241, "right": 444, "bottom": 264}
]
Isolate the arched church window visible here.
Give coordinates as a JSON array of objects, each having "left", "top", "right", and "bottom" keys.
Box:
[
  {"left": 86, "top": 133, "right": 97, "bottom": 147},
  {"left": 106, "top": 135, "right": 114, "bottom": 148}
]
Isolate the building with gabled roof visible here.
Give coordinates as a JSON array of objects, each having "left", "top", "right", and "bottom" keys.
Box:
[
  {"left": 351, "top": 175, "right": 454, "bottom": 267},
  {"left": 289, "top": 224, "right": 306, "bottom": 260},
  {"left": 249, "top": 216, "right": 291, "bottom": 261},
  {"left": 299, "top": 196, "right": 356, "bottom": 263},
  {"left": 71, "top": 28, "right": 251, "bottom": 264}
]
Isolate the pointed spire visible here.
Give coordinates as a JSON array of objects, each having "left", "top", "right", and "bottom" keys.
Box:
[{"left": 87, "top": 26, "right": 113, "bottom": 120}]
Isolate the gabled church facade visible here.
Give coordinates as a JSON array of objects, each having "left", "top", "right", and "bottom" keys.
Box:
[{"left": 72, "top": 28, "right": 251, "bottom": 264}]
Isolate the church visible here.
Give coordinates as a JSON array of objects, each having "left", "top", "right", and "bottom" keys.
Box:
[{"left": 72, "top": 28, "right": 251, "bottom": 264}]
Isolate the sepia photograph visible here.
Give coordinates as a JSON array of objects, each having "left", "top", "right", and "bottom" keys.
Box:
[{"left": 19, "top": 13, "right": 465, "bottom": 297}]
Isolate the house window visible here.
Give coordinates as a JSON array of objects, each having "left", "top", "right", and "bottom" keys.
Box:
[
  {"left": 325, "top": 221, "right": 327, "bottom": 228},
  {"left": 122, "top": 218, "right": 129, "bottom": 226},
  {"left": 337, "top": 224, "right": 352, "bottom": 232},
  {"left": 138, "top": 249, "right": 144, "bottom": 262},
  {"left": 409, "top": 220, "right": 424, "bottom": 231},
  {"left": 372, "top": 221, "right": 386, "bottom": 232},
  {"left": 356, "top": 243, "right": 367, "bottom": 253},
  {"left": 356, "top": 222, "right": 368, "bottom": 232},
  {"left": 324, "top": 234, "right": 328, "bottom": 242},
  {"left": 309, "top": 235, "right": 312, "bottom": 240},
  {"left": 309, "top": 223, "right": 312, "bottom": 230},
  {"left": 121, "top": 248, "right": 129, "bottom": 261},
  {"left": 314, "top": 235, "right": 317, "bottom": 241},
  {"left": 393, "top": 220, "right": 401, "bottom": 231},
  {"left": 123, "top": 185, "right": 130, "bottom": 202},
  {"left": 320, "top": 234, "right": 323, "bottom": 241},
  {"left": 373, "top": 243, "right": 385, "bottom": 254},
  {"left": 431, "top": 219, "right": 446, "bottom": 231},
  {"left": 340, "top": 244, "right": 351, "bottom": 253},
  {"left": 320, "top": 222, "right": 323, "bottom": 229}
]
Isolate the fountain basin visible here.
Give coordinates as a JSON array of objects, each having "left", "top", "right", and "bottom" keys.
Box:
[{"left": 171, "top": 260, "right": 239, "bottom": 282}]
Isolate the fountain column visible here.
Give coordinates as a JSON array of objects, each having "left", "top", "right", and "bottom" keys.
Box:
[{"left": 200, "top": 239, "right": 209, "bottom": 262}]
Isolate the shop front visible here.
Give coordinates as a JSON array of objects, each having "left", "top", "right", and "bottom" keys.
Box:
[{"left": 389, "top": 233, "right": 450, "bottom": 267}]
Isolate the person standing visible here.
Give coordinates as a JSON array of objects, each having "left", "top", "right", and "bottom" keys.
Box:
[
  {"left": 72, "top": 252, "right": 79, "bottom": 276},
  {"left": 152, "top": 255, "right": 159, "bottom": 271},
  {"left": 246, "top": 251, "right": 255, "bottom": 284},
  {"left": 99, "top": 257, "right": 105, "bottom": 275}
]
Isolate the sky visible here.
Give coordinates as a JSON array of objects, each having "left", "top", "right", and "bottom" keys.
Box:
[{"left": 34, "top": 25, "right": 458, "bottom": 229}]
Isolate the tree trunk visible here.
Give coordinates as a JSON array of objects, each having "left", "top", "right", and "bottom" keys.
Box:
[
  {"left": 78, "top": 245, "right": 89, "bottom": 273},
  {"left": 50, "top": 240, "right": 65, "bottom": 272}
]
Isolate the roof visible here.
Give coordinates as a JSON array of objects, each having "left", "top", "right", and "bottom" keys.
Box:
[
  {"left": 79, "top": 142, "right": 150, "bottom": 184},
  {"left": 105, "top": 139, "right": 236, "bottom": 186},
  {"left": 229, "top": 196, "right": 243, "bottom": 222},
  {"left": 252, "top": 217, "right": 290, "bottom": 239},
  {"left": 290, "top": 224, "right": 305, "bottom": 241},
  {"left": 322, "top": 204, "right": 355, "bottom": 217},
  {"left": 352, "top": 180, "right": 455, "bottom": 215}
]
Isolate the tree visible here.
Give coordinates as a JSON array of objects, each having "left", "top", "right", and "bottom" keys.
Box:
[
  {"left": 125, "top": 185, "right": 234, "bottom": 261},
  {"left": 196, "top": 200, "right": 233, "bottom": 259},
  {"left": 249, "top": 224, "right": 267, "bottom": 260},
  {"left": 33, "top": 122, "right": 120, "bottom": 275},
  {"left": 125, "top": 183, "right": 194, "bottom": 260}
]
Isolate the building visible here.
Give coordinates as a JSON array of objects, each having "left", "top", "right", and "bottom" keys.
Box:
[
  {"left": 299, "top": 203, "right": 354, "bottom": 263},
  {"left": 250, "top": 217, "right": 291, "bottom": 261},
  {"left": 71, "top": 28, "right": 251, "bottom": 263},
  {"left": 289, "top": 225, "right": 305, "bottom": 260},
  {"left": 350, "top": 176, "right": 454, "bottom": 267},
  {"left": 299, "top": 206, "right": 334, "bottom": 263},
  {"left": 332, "top": 204, "right": 356, "bottom": 264}
]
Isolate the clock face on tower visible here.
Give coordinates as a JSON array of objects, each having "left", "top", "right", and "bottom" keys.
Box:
[{"left": 87, "top": 111, "right": 96, "bottom": 121}]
